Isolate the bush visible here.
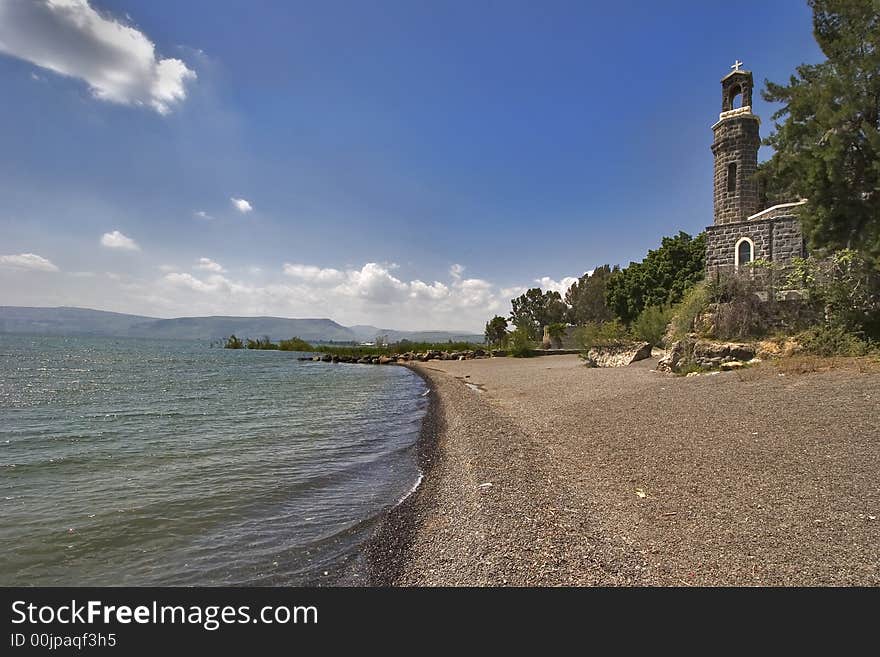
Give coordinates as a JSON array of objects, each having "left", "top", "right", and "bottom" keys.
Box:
[
  {"left": 506, "top": 327, "right": 534, "bottom": 357},
  {"left": 547, "top": 322, "right": 568, "bottom": 339},
  {"left": 666, "top": 282, "right": 710, "bottom": 343},
  {"left": 796, "top": 325, "right": 869, "bottom": 357},
  {"left": 224, "top": 334, "right": 244, "bottom": 349},
  {"left": 705, "top": 272, "right": 767, "bottom": 340},
  {"left": 278, "top": 337, "right": 313, "bottom": 352},
  {"left": 630, "top": 305, "right": 672, "bottom": 347},
  {"left": 246, "top": 336, "right": 278, "bottom": 350},
  {"left": 787, "top": 250, "right": 880, "bottom": 339},
  {"left": 575, "top": 320, "right": 630, "bottom": 348}
]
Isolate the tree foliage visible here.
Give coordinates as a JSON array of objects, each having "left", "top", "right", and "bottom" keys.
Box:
[
  {"left": 605, "top": 231, "right": 706, "bottom": 324},
  {"left": 564, "top": 264, "right": 618, "bottom": 325},
  {"left": 279, "top": 337, "right": 314, "bottom": 351},
  {"left": 224, "top": 334, "right": 244, "bottom": 349},
  {"left": 509, "top": 287, "right": 568, "bottom": 340},
  {"left": 759, "top": 0, "right": 880, "bottom": 257},
  {"left": 787, "top": 248, "right": 880, "bottom": 337},
  {"left": 484, "top": 315, "right": 509, "bottom": 346}
]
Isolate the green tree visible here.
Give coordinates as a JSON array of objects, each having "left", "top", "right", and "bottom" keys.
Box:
[
  {"left": 224, "top": 334, "right": 244, "bottom": 349},
  {"left": 509, "top": 288, "right": 568, "bottom": 340},
  {"left": 278, "top": 337, "right": 314, "bottom": 351},
  {"left": 564, "top": 264, "right": 618, "bottom": 325},
  {"left": 787, "top": 248, "right": 880, "bottom": 336},
  {"left": 484, "top": 315, "right": 509, "bottom": 347},
  {"left": 606, "top": 231, "right": 706, "bottom": 324},
  {"left": 759, "top": 0, "right": 880, "bottom": 257}
]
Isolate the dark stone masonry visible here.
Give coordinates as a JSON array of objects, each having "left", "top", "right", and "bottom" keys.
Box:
[{"left": 705, "top": 64, "right": 805, "bottom": 273}]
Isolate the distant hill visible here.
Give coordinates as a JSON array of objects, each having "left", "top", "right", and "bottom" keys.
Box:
[
  {"left": 0, "top": 307, "right": 483, "bottom": 344},
  {"left": 0, "top": 306, "right": 155, "bottom": 337},
  {"left": 347, "top": 324, "right": 484, "bottom": 344}
]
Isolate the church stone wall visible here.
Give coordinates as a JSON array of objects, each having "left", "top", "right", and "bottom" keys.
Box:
[{"left": 705, "top": 214, "right": 804, "bottom": 272}]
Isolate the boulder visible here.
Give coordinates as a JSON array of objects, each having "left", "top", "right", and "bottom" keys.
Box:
[
  {"left": 720, "top": 361, "right": 744, "bottom": 371},
  {"left": 378, "top": 356, "right": 393, "bottom": 365},
  {"left": 584, "top": 341, "right": 653, "bottom": 368},
  {"left": 657, "top": 338, "right": 692, "bottom": 373},
  {"left": 693, "top": 341, "right": 755, "bottom": 363}
]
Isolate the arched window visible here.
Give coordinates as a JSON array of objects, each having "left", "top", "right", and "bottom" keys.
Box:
[
  {"left": 727, "top": 162, "right": 737, "bottom": 193},
  {"left": 735, "top": 237, "right": 754, "bottom": 269},
  {"left": 729, "top": 84, "right": 743, "bottom": 109}
]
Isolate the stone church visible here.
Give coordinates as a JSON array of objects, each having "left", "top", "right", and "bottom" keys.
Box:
[{"left": 705, "top": 62, "right": 806, "bottom": 274}]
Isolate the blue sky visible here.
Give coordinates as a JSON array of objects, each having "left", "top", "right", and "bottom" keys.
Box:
[{"left": 0, "top": 0, "right": 822, "bottom": 330}]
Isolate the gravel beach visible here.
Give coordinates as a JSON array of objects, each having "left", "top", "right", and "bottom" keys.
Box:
[{"left": 367, "top": 355, "right": 879, "bottom": 586}]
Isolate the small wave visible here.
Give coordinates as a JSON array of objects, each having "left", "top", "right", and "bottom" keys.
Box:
[
  {"left": 396, "top": 472, "right": 424, "bottom": 505},
  {"left": 420, "top": 388, "right": 431, "bottom": 397}
]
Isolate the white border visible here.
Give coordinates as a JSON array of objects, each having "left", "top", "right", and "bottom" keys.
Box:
[
  {"left": 747, "top": 199, "right": 807, "bottom": 221},
  {"left": 734, "top": 236, "right": 755, "bottom": 269}
]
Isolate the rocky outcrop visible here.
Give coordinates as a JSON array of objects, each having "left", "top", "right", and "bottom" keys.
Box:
[
  {"left": 657, "top": 335, "right": 757, "bottom": 373},
  {"left": 305, "top": 349, "right": 492, "bottom": 365},
  {"left": 583, "top": 341, "right": 652, "bottom": 368}
]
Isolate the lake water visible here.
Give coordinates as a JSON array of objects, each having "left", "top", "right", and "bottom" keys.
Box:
[{"left": 0, "top": 335, "right": 427, "bottom": 585}]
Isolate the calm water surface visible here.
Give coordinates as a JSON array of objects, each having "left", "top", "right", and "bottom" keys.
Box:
[{"left": 0, "top": 335, "right": 427, "bottom": 585}]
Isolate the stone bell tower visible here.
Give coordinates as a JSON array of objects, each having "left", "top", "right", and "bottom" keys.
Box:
[
  {"left": 711, "top": 61, "right": 760, "bottom": 225},
  {"left": 705, "top": 61, "right": 806, "bottom": 274}
]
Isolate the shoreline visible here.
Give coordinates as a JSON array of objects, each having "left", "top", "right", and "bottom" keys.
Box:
[{"left": 365, "top": 364, "right": 443, "bottom": 585}]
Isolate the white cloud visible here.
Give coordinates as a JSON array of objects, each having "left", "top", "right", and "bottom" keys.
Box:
[
  {"left": 100, "top": 230, "right": 140, "bottom": 251},
  {"left": 335, "top": 262, "right": 409, "bottom": 303},
  {"left": 164, "top": 272, "right": 230, "bottom": 294},
  {"left": 149, "top": 261, "right": 512, "bottom": 330},
  {"left": 230, "top": 197, "right": 253, "bottom": 213},
  {"left": 195, "top": 257, "right": 225, "bottom": 273},
  {"left": 410, "top": 279, "right": 450, "bottom": 300},
  {"left": 0, "top": 0, "right": 196, "bottom": 115},
  {"left": 0, "top": 252, "right": 59, "bottom": 272},
  {"left": 536, "top": 274, "right": 582, "bottom": 297},
  {"left": 282, "top": 263, "right": 345, "bottom": 284},
  {"left": 449, "top": 263, "right": 465, "bottom": 279},
  {"left": 1, "top": 257, "right": 557, "bottom": 332},
  {"left": 193, "top": 210, "right": 213, "bottom": 220}
]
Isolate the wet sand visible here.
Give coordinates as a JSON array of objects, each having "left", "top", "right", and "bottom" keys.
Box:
[{"left": 368, "top": 354, "right": 879, "bottom": 586}]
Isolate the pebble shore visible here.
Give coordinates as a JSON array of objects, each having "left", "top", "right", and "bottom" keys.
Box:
[{"left": 367, "top": 355, "right": 879, "bottom": 586}]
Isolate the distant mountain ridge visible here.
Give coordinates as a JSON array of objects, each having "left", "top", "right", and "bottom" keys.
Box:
[{"left": 0, "top": 307, "right": 483, "bottom": 344}]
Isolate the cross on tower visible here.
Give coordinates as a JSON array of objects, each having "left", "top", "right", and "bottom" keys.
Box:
[{"left": 731, "top": 60, "right": 744, "bottom": 72}]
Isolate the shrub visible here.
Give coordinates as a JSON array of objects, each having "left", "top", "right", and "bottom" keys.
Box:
[
  {"left": 705, "top": 272, "right": 767, "bottom": 340},
  {"left": 787, "top": 250, "right": 880, "bottom": 338},
  {"left": 575, "top": 320, "right": 630, "bottom": 349},
  {"left": 278, "top": 337, "right": 313, "bottom": 352},
  {"left": 547, "top": 322, "right": 567, "bottom": 339},
  {"left": 666, "top": 282, "right": 710, "bottom": 343},
  {"left": 796, "top": 325, "right": 869, "bottom": 357},
  {"left": 246, "top": 336, "right": 278, "bottom": 350},
  {"left": 224, "top": 334, "right": 244, "bottom": 349},
  {"left": 630, "top": 305, "right": 672, "bottom": 347},
  {"left": 506, "top": 327, "right": 534, "bottom": 357}
]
